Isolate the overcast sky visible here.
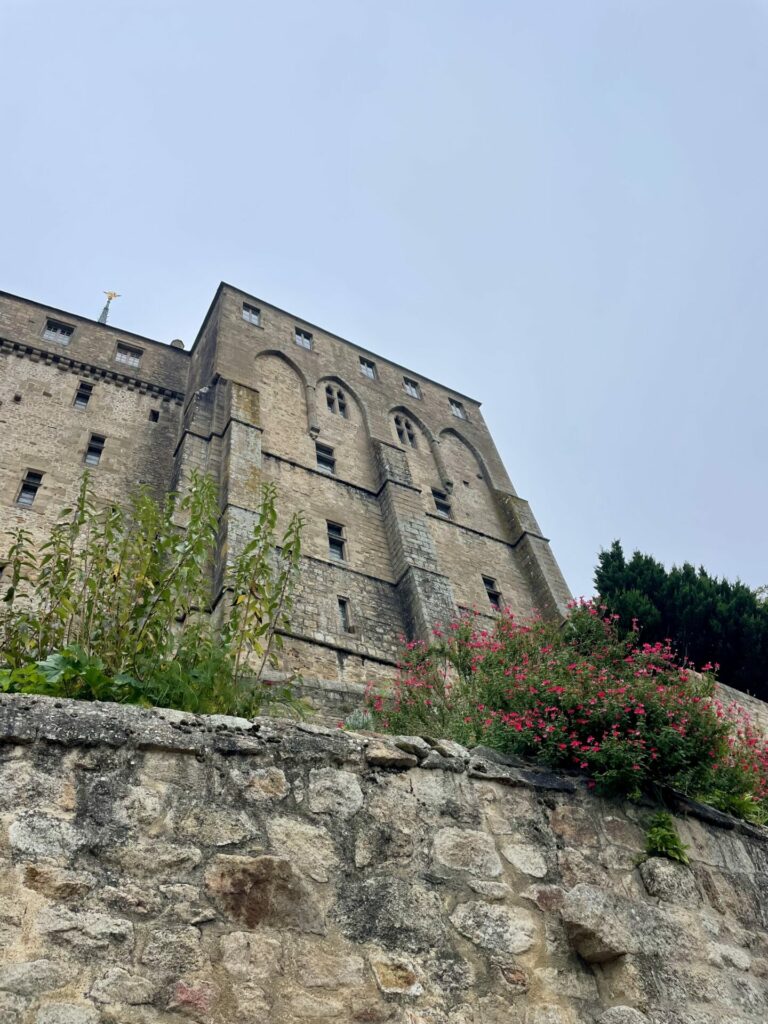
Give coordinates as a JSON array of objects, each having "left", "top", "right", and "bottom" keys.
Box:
[{"left": 2, "top": 0, "right": 767, "bottom": 598}]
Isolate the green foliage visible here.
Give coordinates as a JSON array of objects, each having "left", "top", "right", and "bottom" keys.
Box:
[
  {"left": 595, "top": 540, "right": 768, "bottom": 701},
  {"left": 0, "top": 472, "right": 304, "bottom": 717},
  {"left": 644, "top": 812, "right": 690, "bottom": 864},
  {"left": 703, "top": 790, "right": 768, "bottom": 826},
  {"left": 367, "top": 603, "right": 768, "bottom": 821}
]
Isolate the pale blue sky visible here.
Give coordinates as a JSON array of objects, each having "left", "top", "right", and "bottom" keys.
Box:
[{"left": 2, "top": 0, "right": 767, "bottom": 597}]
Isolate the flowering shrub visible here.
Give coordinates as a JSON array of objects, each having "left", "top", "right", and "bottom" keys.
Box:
[{"left": 366, "top": 601, "right": 768, "bottom": 821}]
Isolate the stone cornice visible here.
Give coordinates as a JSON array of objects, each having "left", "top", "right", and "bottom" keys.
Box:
[{"left": 0, "top": 337, "right": 186, "bottom": 404}]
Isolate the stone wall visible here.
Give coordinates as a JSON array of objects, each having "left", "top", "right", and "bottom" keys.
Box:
[
  {"left": 1, "top": 693, "right": 766, "bottom": 1024},
  {"left": 1, "top": 281, "right": 569, "bottom": 682}
]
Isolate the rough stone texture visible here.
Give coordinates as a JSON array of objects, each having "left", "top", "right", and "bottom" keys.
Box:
[{"left": 0, "top": 692, "right": 767, "bottom": 1024}]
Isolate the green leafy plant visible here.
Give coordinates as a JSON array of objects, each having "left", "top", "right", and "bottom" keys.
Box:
[
  {"left": 0, "top": 472, "right": 304, "bottom": 717},
  {"left": 644, "top": 812, "right": 690, "bottom": 864}
]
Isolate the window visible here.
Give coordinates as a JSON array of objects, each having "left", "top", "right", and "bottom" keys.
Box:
[
  {"left": 338, "top": 597, "right": 352, "bottom": 633},
  {"left": 394, "top": 414, "right": 417, "bottom": 448},
  {"left": 242, "top": 302, "right": 261, "bottom": 325},
  {"left": 115, "top": 343, "right": 142, "bottom": 369},
  {"left": 483, "top": 575, "right": 502, "bottom": 611},
  {"left": 325, "top": 385, "right": 348, "bottom": 418},
  {"left": 149, "top": 409, "right": 160, "bottom": 422},
  {"left": 295, "top": 328, "right": 313, "bottom": 350},
  {"left": 359, "top": 357, "right": 377, "bottom": 380},
  {"left": 327, "top": 521, "right": 346, "bottom": 561},
  {"left": 316, "top": 442, "right": 336, "bottom": 474},
  {"left": 450, "top": 398, "right": 467, "bottom": 419},
  {"left": 16, "top": 470, "right": 43, "bottom": 508},
  {"left": 403, "top": 377, "right": 422, "bottom": 399},
  {"left": 432, "top": 488, "right": 452, "bottom": 518},
  {"left": 84, "top": 433, "right": 106, "bottom": 467},
  {"left": 73, "top": 381, "right": 93, "bottom": 410},
  {"left": 42, "top": 319, "right": 74, "bottom": 345}
]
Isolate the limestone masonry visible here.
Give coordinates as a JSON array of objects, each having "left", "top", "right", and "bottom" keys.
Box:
[
  {"left": 1, "top": 693, "right": 767, "bottom": 1023},
  {"left": 0, "top": 285, "right": 570, "bottom": 683}
]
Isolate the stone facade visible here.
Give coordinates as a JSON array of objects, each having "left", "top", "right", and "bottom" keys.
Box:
[
  {"left": 0, "top": 285, "right": 571, "bottom": 682},
  {"left": 1, "top": 692, "right": 767, "bottom": 1023}
]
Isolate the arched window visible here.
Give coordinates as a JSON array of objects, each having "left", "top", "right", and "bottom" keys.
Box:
[
  {"left": 394, "top": 414, "right": 417, "bottom": 448},
  {"left": 326, "top": 385, "right": 348, "bottom": 418}
]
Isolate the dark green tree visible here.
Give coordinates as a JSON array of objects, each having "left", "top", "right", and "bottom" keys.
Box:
[{"left": 595, "top": 541, "right": 768, "bottom": 701}]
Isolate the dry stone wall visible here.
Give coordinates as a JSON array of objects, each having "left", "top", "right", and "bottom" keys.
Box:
[{"left": 1, "top": 694, "right": 767, "bottom": 1024}]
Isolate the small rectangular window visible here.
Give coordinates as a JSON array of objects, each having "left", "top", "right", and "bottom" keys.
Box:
[
  {"left": 432, "top": 488, "right": 452, "bottom": 518},
  {"left": 115, "top": 343, "right": 143, "bottom": 368},
  {"left": 327, "top": 521, "right": 346, "bottom": 561},
  {"left": 73, "top": 381, "right": 93, "bottom": 410},
  {"left": 403, "top": 377, "right": 422, "bottom": 399},
  {"left": 149, "top": 409, "right": 160, "bottom": 422},
  {"left": 295, "top": 328, "right": 313, "bottom": 350},
  {"left": 338, "top": 597, "right": 352, "bottom": 633},
  {"left": 16, "top": 470, "right": 43, "bottom": 507},
  {"left": 450, "top": 398, "right": 467, "bottom": 419},
  {"left": 482, "top": 575, "right": 502, "bottom": 611},
  {"left": 316, "top": 442, "right": 336, "bottom": 475},
  {"left": 84, "top": 433, "right": 106, "bottom": 467},
  {"left": 359, "top": 357, "right": 377, "bottom": 380},
  {"left": 242, "top": 302, "right": 261, "bottom": 325},
  {"left": 42, "top": 319, "right": 74, "bottom": 345}
]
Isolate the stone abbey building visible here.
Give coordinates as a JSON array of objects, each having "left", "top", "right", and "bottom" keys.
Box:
[{"left": 0, "top": 284, "right": 570, "bottom": 684}]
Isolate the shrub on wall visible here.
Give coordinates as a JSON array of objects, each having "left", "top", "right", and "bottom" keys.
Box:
[
  {"left": 0, "top": 472, "right": 303, "bottom": 716},
  {"left": 366, "top": 601, "right": 768, "bottom": 823}
]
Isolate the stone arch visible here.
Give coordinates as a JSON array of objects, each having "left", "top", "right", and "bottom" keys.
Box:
[
  {"left": 255, "top": 349, "right": 310, "bottom": 391},
  {"left": 388, "top": 404, "right": 437, "bottom": 446},
  {"left": 316, "top": 374, "right": 373, "bottom": 435},
  {"left": 384, "top": 404, "right": 448, "bottom": 508},
  {"left": 438, "top": 427, "right": 493, "bottom": 488},
  {"left": 438, "top": 427, "right": 507, "bottom": 537},
  {"left": 315, "top": 374, "right": 377, "bottom": 490},
  {"left": 253, "top": 351, "right": 314, "bottom": 464},
  {"left": 389, "top": 405, "right": 452, "bottom": 491}
]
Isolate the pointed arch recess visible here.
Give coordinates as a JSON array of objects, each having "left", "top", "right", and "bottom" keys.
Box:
[
  {"left": 254, "top": 349, "right": 312, "bottom": 432},
  {"left": 316, "top": 374, "right": 373, "bottom": 435},
  {"left": 438, "top": 427, "right": 494, "bottom": 490}
]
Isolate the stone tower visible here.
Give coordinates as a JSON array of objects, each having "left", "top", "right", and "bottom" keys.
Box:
[{"left": 0, "top": 284, "right": 570, "bottom": 686}]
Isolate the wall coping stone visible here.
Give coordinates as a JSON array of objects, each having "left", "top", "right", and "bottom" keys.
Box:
[{"left": 1, "top": 691, "right": 766, "bottom": 845}]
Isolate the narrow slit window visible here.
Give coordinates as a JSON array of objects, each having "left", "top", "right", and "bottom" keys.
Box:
[
  {"left": 359, "top": 357, "right": 377, "bottom": 379},
  {"left": 84, "top": 433, "right": 106, "bottom": 467},
  {"left": 325, "top": 385, "right": 348, "bottom": 418},
  {"left": 482, "top": 575, "right": 502, "bottom": 611},
  {"left": 149, "top": 409, "right": 160, "bottom": 422},
  {"left": 327, "top": 521, "right": 346, "bottom": 561},
  {"left": 394, "top": 414, "right": 417, "bottom": 448},
  {"left": 403, "top": 377, "right": 421, "bottom": 399},
  {"left": 16, "top": 470, "right": 43, "bottom": 507},
  {"left": 115, "top": 343, "right": 143, "bottom": 368},
  {"left": 242, "top": 302, "right": 261, "bottom": 325},
  {"left": 316, "top": 442, "right": 336, "bottom": 474},
  {"left": 73, "top": 381, "right": 93, "bottom": 410},
  {"left": 338, "top": 597, "right": 352, "bottom": 633},
  {"left": 42, "top": 319, "right": 74, "bottom": 345},
  {"left": 450, "top": 398, "right": 467, "bottom": 419},
  {"left": 432, "top": 488, "right": 452, "bottom": 518},
  {"left": 295, "top": 327, "right": 313, "bottom": 350}
]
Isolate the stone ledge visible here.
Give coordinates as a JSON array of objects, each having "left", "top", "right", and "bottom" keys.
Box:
[{"left": 0, "top": 692, "right": 766, "bottom": 844}]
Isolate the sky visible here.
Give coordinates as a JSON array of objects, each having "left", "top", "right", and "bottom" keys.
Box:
[{"left": 2, "top": 0, "right": 767, "bottom": 599}]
